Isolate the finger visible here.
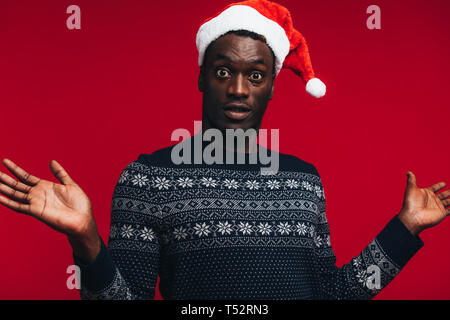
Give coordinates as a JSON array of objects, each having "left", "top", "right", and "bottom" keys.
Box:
[
  {"left": 0, "top": 183, "right": 29, "bottom": 203},
  {"left": 442, "top": 198, "right": 450, "bottom": 207},
  {"left": 2, "top": 159, "right": 40, "bottom": 186},
  {"left": 437, "top": 189, "right": 450, "bottom": 200},
  {"left": 0, "top": 171, "right": 32, "bottom": 193},
  {"left": 0, "top": 194, "right": 31, "bottom": 214},
  {"left": 407, "top": 171, "right": 417, "bottom": 188},
  {"left": 49, "top": 160, "right": 75, "bottom": 185},
  {"left": 428, "top": 181, "right": 446, "bottom": 193}
]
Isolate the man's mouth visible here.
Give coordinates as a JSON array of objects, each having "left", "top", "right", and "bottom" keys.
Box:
[{"left": 223, "top": 103, "right": 252, "bottom": 121}]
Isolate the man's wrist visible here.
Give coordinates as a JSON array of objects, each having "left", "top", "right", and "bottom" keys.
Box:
[
  {"left": 68, "top": 232, "right": 101, "bottom": 265},
  {"left": 397, "top": 210, "right": 422, "bottom": 236}
]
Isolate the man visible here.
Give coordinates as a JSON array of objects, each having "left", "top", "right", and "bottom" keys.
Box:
[{"left": 0, "top": 0, "right": 449, "bottom": 299}]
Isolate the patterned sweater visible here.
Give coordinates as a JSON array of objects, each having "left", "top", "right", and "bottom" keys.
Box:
[{"left": 74, "top": 143, "right": 424, "bottom": 300}]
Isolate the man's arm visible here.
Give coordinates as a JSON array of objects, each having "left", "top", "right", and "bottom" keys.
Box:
[
  {"left": 0, "top": 157, "right": 160, "bottom": 300},
  {"left": 311, "top": 168, "right": 448, "bottom": 300},
  {"left": 313, "top": 212, "right": 423, "bottom": 299},
  {"left": 74, "top": 160, "right": 161, "bottom": 300}
]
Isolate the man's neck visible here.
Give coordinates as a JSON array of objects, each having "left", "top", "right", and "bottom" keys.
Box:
[{"left": 201, "top": 122, "right": 260, "bottom": 154}]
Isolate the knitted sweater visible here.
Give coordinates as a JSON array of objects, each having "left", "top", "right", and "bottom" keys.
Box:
[{"left": 74, "top": 142, "right": 424, "bottom": 300}]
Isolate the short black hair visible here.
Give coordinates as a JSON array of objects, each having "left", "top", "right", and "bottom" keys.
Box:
[{"left": 201, "top": 29, "right": 276, "bottom": 78}]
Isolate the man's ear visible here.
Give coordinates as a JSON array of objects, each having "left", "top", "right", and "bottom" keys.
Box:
[{"left": 198, "top": 69, "right": 205, "bottom": 92}]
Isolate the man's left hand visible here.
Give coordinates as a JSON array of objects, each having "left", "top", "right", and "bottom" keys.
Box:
[{"left": 398, "top": 171, "right": 450, "bottom": 236}]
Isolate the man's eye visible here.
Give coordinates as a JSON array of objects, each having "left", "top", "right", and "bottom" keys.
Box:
[
  {"left": 216, "top": 69, "right": 230, "bottom": 78},
  {"left": 250, "top": 72, "right": 263, "bottom": 81}
]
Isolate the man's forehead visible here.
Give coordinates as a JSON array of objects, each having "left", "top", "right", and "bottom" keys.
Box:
[
  {"left": 213, "top": 53, "right": 269, "bottom": 67},
  {"left": 206, "top": 34, "right": 273, "bottom": 65}
]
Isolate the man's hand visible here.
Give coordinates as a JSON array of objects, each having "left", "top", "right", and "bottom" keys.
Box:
[
  {"left": 0, "top": 158, "right": 100, "bottom": 263},
  {"left": 398, "top": 171, "right": 450, "bottom": 236}
]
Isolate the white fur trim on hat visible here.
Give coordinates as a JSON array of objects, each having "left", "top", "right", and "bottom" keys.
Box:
[{"left": 196, "top": 5, "right": 290, "bottom": 75}]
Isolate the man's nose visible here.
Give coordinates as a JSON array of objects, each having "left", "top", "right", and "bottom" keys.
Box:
[{"left": 227, "top": 74, "right": 249, "bottom": 98}]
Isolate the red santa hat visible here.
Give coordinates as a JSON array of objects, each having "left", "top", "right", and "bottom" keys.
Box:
[{"left": 196, "top": 0, "right": 326, "bottom": 98}]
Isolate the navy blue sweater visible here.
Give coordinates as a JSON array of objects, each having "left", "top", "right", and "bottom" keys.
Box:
[{"left": 74, "top": 143, "right": 423, "bottom": 299}]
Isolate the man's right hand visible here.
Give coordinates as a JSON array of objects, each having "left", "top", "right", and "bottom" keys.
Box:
[{"left": 0, "top": 158, "right": 100, "bottom": 263}]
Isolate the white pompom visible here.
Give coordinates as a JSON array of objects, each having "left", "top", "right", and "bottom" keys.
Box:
[{"left": 306, "top": 78, "right": 326, "bottom": 98}]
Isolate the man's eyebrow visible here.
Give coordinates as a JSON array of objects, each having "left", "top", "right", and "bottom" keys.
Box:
[
  {"left": 249, "top": 58, "right": 267, "bottom": 65},
  {"left": 215, "top": 54, "right": 232, "bottom": 61},
  {"left": 214, "top": 54, "right": 268, "bottom": 66}
]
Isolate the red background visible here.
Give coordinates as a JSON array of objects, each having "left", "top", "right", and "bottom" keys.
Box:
[{"left": 0, "top": 0, "right": 449, "bottom": 300}]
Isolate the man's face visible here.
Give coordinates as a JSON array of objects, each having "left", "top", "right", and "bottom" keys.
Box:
[{"left": 199, "top": 33, "right": 275, "bottom": 132}]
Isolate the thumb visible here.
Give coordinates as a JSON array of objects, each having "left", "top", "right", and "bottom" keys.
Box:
[
  {"left": 49, "top": 160, "right": 75, "bottom": 185},
  {"left": 406, "top": 171, "right": 417, "bottom": 188}
]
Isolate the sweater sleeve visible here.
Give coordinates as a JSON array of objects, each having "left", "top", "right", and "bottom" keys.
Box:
[
  {"left": 310, "top": 167, "right": 424, "bottom": 300},
  {"left": 73, "top": 160, "right": 161, "bottom": 300}
]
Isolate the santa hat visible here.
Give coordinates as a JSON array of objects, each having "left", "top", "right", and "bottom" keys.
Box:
[{"left": 196, "top": 0, "right": 326, "bottom": 98}]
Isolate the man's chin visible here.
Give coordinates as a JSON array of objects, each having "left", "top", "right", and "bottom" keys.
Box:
[
  {"left": 202, "top": 115, "right": 259, "bottom": 132},
  {"left": 215, "top": 121, "right": 257, "bottom": 132}
]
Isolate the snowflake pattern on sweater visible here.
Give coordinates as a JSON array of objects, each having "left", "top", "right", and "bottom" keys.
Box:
[{"left": 75, "top": 146, "right": 423, "bottom": 300}]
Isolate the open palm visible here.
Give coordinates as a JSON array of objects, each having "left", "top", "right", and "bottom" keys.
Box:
[
  {"left": 0, "top": 159, "right": 94, "bottom": 236},
  {"left": 399, "top": 171, "right": 450, "bottom": 234}
]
